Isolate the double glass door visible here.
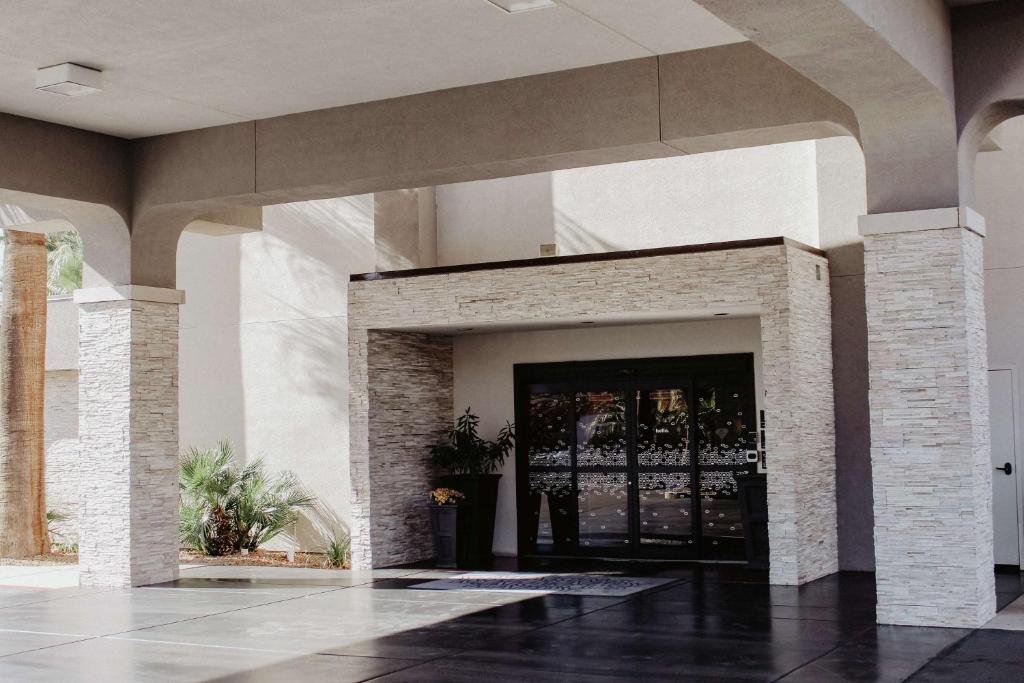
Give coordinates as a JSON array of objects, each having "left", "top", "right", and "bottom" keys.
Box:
[{"left": 515, "top": 355, "right": 757, "bottom": 562}]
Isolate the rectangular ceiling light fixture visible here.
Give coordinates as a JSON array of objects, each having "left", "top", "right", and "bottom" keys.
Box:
[
  {"left": 35, "top": 63, "right": 102, "bottom": 96},
  {"left": 486, "top": 0, "right": 557, "bottom": 13}
]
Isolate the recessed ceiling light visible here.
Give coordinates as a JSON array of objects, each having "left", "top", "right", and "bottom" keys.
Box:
[
  {"left": 485, "top": 0, "right": 557, "bottom": 13},
  {"left": 35, "top": 63, "right": 102, "bottom": 97}
]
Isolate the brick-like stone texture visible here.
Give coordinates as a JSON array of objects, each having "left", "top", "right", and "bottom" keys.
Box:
[
  {"left": 348, "top": 330, "right": 453, "bottom": 568},
  {"left": 349, "top": 242, "right": 837, "bottom": 582},
  {"left": 44, "top": 370, "right": 80, "bottom": 545},
  {"left": 864, "top": 226, "right": 995, "bottom": 628},
  {"left": 78, "top": 299, "right": 180, "bottom": 588}
]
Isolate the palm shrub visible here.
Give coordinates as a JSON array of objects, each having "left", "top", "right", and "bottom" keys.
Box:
[{"left": 179, "top": 441, "right": 315, "bottom": 555}]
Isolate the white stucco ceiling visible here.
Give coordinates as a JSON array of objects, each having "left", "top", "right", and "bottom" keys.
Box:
[{"left": 0, "top": 0, "right": 745, "bottom": 139}]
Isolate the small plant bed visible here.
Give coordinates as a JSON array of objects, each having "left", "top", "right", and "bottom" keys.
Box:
[{"left": 179, "top": 549, "right": 348, "bottom": 569}]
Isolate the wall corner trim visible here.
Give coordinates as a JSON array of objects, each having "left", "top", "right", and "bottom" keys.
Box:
[
  {"left": 857, "top": 206, "right": 986, "bottom": 238},
  {"left": 73, "top": 285, "right": 186, "bottom": 305}
]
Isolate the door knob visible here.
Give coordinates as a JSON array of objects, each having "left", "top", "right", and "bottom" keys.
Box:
[{"left": 996, "top": 462, "right": 1013, "bottom": 475}]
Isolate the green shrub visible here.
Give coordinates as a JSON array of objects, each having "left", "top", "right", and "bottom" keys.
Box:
[
  {"left": 179, "top": 441, "right": 315, "bottom": 555},
  {"left": 429, "top": 407, "right": 514, "bottom": 476},
  {"left": 323, "top": 533, "right": 350, "bottom": 568}
]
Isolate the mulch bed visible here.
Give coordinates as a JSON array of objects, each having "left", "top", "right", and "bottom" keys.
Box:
[
  {"left": 179, "top": 549, "right": 349, "bottom": 569},
  {"left": 1, "top": 549, "right": 348, "bottom": 570},
  {"left": 0, "top": 550, "right": 78, "bottom": 566}
]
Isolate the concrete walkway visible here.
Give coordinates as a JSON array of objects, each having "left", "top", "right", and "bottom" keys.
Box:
[{"left": 0, "top": 564, "right": 1020, "bottom": 681}]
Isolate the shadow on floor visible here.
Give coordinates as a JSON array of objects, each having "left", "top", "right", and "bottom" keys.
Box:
[
  {"left": 0, "top": 564, "right": 1020, "bottom": 682},
  {"left": 202, "top": 567, "right": 1022, "bottom": 682}
]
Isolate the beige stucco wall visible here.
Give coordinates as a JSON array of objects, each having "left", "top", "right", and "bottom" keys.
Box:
[
  {"left": 177, "top": 195, "right": 375, "bottom": 550},
  {"left": 452, "top": 317, "right": 764, "bottom": 557}
]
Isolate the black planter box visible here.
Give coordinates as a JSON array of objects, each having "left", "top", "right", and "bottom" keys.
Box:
[
  {"left": 439, "top": 473, "right": 501, "bottom": 569},
  {"left": 429, "top": 504, "right": 459, "bottom": 568}
]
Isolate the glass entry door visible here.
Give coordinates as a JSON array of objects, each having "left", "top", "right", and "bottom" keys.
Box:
[{"left": 515, "top": 354, "right": 757, "bottom": 562}]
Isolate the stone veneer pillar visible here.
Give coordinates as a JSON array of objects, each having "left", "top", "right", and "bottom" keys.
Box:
[
  {"left": 861, "top": 207, "right": 995, "bottom": 628},
  {"left": 349, "top": 330, "right": 453, "bottom": 569},
  {"left": 75, "top": 285, "right": 184, "bottom": 588}
]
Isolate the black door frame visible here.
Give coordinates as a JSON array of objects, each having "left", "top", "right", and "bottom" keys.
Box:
[{"left": 514, "top": 353, "right": 757, "bottom": 562}]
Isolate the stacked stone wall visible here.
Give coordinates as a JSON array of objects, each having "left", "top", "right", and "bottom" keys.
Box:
[{"left": 349, "top": 242, "right": 837, "bottom": 580}]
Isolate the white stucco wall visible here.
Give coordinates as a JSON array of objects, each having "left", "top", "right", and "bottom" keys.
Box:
[
  {"left": 44, "top": 369, "right": 79, "bottom": 545},
  {"left": 980, "top": 116, "right": 1024, "bottom": 451},
  {"left": 452, "top": 317, "right": 764, "bottom": 557},
  {"left": 436, "top": 141, "right": 823, "bottom": 265},
  {"left": 177, "top": 195, "right": 375, "bottom": 550}
]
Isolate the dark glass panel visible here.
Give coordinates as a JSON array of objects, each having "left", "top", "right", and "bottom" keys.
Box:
[
  {"left": 696, "top": 383, "right": 755, "bottom": 466},
  {"left": 528, "top": 470, "right": 573, "bottom": 552},
  {"left": 575, "top": 390, "right": 627, "bottom": 466},
  {"left": 577, "top": 471, "right": 629, "bottom": 549},
  {"left": 696, "top": 377, "right": 756, "bottom": 557},
  {"left": 527, "top": 392, "right": 571, "bottom": 467},
  {"left": 638, "top": 471, "right": 693, "bottom": 547},
  {"left": 636, "top": 387, "right": 690, "bottom": 467}
]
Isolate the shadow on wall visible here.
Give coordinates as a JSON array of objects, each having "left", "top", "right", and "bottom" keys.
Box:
[
  {"left": 553, "top": 206, "right": 619, "bottom": 255},
  {"left": 291, "top": 500, "right": 349, "bottom": 552},
  {"left": 177, "top": 195, "right": 376, "bottom": 552}
]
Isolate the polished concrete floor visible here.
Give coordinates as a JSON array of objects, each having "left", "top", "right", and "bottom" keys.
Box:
[{"left": 0, "top": 563, "right": 1020, "bottom": 682}]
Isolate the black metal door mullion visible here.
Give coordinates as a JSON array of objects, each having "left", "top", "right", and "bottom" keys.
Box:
[
  {"left": 625, "top": 374, "right": 640, "bottom": 557},
  {"left": 690, "top": 373, "right": 703, "bottom": 558},
  {"left": 569, "top": 381, "right": 580, "bottom": 554}
]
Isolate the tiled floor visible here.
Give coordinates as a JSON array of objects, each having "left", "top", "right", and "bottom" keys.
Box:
[{"left": 0, "top": 563, "right": 1019, "bottom": 682}]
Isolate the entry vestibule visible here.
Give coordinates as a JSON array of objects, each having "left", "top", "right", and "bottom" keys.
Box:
[
  {"left": 514, "top": 354, "right": 761, "bottom": 564},
  {"left": 347, "top": 237, "right": 837, "bottom": 585}
]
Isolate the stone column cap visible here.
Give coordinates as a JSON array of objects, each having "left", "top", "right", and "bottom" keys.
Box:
[
  {"left": 858, "top": 206, "right": 985, "bottom": 238},
  {"left": 73, "top": 285, "right": 185, "bottom": 305}
]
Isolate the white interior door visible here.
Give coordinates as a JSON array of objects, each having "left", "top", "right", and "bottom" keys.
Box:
[{"left": 990, "top": 369, "right": 1021, "bottom": 566}]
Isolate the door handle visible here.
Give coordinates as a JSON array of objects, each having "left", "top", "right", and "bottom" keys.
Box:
[{"left": 996, "top": 462, "right": 1013, "bottom": 475}]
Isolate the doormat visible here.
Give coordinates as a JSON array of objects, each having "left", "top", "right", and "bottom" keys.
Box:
[{"left": 411, "top": 572, "right": 673, "bottom": 597}]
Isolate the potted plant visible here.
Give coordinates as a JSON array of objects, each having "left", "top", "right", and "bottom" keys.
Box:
[
  {"left": 430, "top": 408, "right": 514, "bottom": 568},
  {"left": 428, "top": 487, "right": 464, "bottom": 568}
]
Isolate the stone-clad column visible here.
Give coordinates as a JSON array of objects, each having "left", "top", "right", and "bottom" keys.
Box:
[
  {"left": 349, "top": 329, "right": 453, "bottom": 570},
  {"left": 75, "top": 286, "right": 184, "bottom": 587},
  {"left": 760, "top": 247, "right": 838, "bottom": 585},
  {"left": 861, "top": 207, "right": 995, "bottom": 628}
]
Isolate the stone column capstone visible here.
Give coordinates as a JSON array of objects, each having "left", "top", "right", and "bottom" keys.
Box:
[
  {"left": 861, "top": 207, "right": 995, "bottom": 628},
  {"left": 75, "top": 285, "right": 184, "bottom": 587}
]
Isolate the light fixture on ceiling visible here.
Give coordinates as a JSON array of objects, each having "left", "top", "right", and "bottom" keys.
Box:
[
  {"left": 485, "top": 0, "right": 557, "bottom": 13},
  {"left": 35, "top": 63, "right": 102, "bottom": 97}
]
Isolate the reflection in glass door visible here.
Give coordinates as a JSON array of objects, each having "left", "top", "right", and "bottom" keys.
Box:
[
  {"left": 515, "top": 354, "right": 758, "bottom": 563},
  {"left": 575, "top": 389, "right": 629, "bottom": 551},
  {"left": 636, "top": 387, "right": 694, "bottom": 552},
  {"left": 696, "top": 373, "right": 757, "bottom": 561}
]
